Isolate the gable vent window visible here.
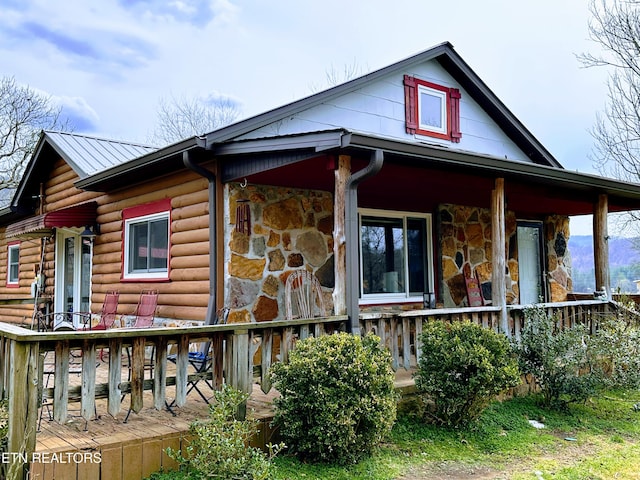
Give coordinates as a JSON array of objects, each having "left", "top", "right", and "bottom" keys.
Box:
[{"left": 404, "top": 75, "right": 461, "bottom": 143}]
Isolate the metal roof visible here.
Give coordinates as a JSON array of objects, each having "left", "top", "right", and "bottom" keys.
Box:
[{"left": 43, "top": 131, "right": 157, "bottom": 178}]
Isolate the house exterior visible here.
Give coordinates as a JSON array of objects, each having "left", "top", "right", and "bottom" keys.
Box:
[{"left": 1, "top": 41, "right": 640, "bottom": 333}]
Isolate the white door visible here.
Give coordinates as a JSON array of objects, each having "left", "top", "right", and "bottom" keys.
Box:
[
  {"left": 517, "top": 224, "right": 544, "bottom": 304},
  {"left": 55, "top": 229, "right": 92, "bottom": 326}
]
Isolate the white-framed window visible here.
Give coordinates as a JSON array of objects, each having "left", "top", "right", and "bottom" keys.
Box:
[
  {"left": 403, "top": 75, "right": 462, "bottom": 143},
  {"left": 359, "top": 209, "right": 434, "bottom": 304},
  {"left": 7, "top": 242, "right": 19, "bottom": 287},
  {"left": 418, "top": 83, "right": 448, "bottom": 136},
  {"left": 122, "top": 200, "right": 170, "bottom": 281}
]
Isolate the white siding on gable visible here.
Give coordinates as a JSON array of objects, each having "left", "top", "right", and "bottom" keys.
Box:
[{"left": 239, "top": 60, "right": 531, "bottom": 163}]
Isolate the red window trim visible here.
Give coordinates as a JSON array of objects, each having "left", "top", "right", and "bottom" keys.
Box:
[
  {"left": 404, "top": 75, "right": 462, "bottom": 143},
  {"left": 121, "top": 199, "right": 172, "bottom": 282},
  {"left": 122, "top": 198, "right": 172, "bottom": 221},
  {"left": 6, "top": 241, "right": 20, "bottom": 288}
]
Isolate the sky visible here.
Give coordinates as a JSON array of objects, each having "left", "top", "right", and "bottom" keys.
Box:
[{"left": 0, "top": 0, "right": 614, "bottom": 233}]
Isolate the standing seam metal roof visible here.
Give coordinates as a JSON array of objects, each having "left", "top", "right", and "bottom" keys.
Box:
[{"left": 43, "top": 131, "right": 158, "bottom": 178}]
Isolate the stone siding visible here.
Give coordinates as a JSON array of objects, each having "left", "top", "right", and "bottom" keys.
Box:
[
  {"left": 225, "top": 183, "right": 334, "bottom": 323},
  {"left": 439, "top": 204, "right": 571, "bottom": 307},
  {"left": 224, "top": 191, "right": 571, "bottom": 319},
  {"left": 545, "top": 215, "right": 571, "bottom": 302}
]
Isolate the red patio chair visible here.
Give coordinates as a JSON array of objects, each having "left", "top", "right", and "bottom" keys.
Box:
[
  {"left": 83, "top": 290, "right": 119, "bottom": 330},
  {"left": 130, "top": 290, "right": 158, "bottom": 328}
]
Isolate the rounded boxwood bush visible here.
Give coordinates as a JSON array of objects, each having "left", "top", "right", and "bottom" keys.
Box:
[
  {"left": 415, "top": 320, "right": 520, "bottom": 428},
  {"left": 270, "top": 332, "right": 397, "bottom": 465}
]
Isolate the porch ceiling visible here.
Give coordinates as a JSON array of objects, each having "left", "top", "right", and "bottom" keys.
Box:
[{"left": 229, "top": 150, "right": 640, "bottom": 218}]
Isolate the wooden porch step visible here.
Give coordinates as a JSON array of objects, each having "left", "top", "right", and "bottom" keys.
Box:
[{"left": 31, "top": 370, "right": 416, "bottom": 480}]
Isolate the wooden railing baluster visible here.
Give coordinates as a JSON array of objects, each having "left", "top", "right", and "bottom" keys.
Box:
[
  {"left": 53, "top": 341, "right": 69, "bottom": 423},
  {"left": 153, "top": 337, "right": 168, "bottom": 411},
  {"left": 80, "top": 340, "right": 97, "bottom": 422},
  {"left": 173, "top": 336, "right": 189, "bottom": 408},
  {"left": 108, "top": 337, "right": 123, "bottom": 416},
  {"left": 260, "top": 329, "right": 273, "bottom": 394},
  {"left": 129, "top": 337, "right": 145, "bottom": 415}
]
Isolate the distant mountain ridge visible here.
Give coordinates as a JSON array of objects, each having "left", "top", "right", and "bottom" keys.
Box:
[
  {"left": 568, "top": 235, "right": 640, "bottom": 292},
  {"left": 568, "top": 235, "right": 640, "bottom": 270}
]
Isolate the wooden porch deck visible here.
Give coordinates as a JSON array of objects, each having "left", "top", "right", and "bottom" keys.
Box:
[
  {"left": 0, "top": 301, "right": 612, "bottom": 480},
  {"left": 31, "top": 369, "right": 415, "bottom": 480}
]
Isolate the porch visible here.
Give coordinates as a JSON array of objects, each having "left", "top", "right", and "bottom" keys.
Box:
[{"left": 0, "top": 299, "right": 614, "bottom": 480}]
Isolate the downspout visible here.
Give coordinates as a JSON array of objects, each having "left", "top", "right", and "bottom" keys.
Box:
[
  {"left": 183, "top": 146, "right": 217, "bottom": 325},
  {"left": 345, "top": 149, "right": 384, "bottom": 334}
]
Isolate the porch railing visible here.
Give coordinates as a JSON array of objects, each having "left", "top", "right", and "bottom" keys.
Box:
[{"left": 0, "top": 300, "right": 615, "bottom": 479}]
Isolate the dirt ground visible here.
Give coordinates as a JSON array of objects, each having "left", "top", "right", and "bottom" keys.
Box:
[{"left": 395, "top": 441, "right": 602, "bottom": 479}]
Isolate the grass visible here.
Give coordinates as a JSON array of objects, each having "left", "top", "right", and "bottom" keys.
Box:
[
  {"left": 271, "top": 389, "right": 640, "bottom": 480},
  {"left": 148, "top": 389, "right": 640, "bottom": 480}
]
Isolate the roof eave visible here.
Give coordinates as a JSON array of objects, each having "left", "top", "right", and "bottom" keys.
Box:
[
  {"left": 436, "top": 54, "right": 562, "bottom": 168},
  {"left": 212, "top": 129, "right": 345, "bottom": 156},
  {"left": 10, "top": 131, "right": 49, "bottom": 209},
  {"left": 41, "top": 132, "right": 90, "bottom": 179},
  {"left": 341, "top": 132, "right": 640, "bottom": 200},
  {"left": 75, "top": 136, "right": 201, "bottom": 191}
]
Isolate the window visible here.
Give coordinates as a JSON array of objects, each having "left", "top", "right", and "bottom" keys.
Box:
[
  {"left": 359, "top": 209, "right": 433, "bottom": 303},
  {"left": 403, "top": 75, "right": 462, "bottom": 142},
  {"left": 122, "top": 199, "right": 171, "bottom": 280},
  {"left": 7, "top": 242, "right": 19, "bottom": 287}
]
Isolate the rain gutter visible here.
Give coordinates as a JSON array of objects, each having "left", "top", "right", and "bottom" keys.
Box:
[
  {"left": 345, "top": 148, "right": 384, "bottom": 334},
  {"left": 183, "top": 139, "right": 217, "bottom": 325}
]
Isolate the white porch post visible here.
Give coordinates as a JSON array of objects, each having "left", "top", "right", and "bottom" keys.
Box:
[{"left": 491, "top": 178, "right": 509, "bottom": 336}]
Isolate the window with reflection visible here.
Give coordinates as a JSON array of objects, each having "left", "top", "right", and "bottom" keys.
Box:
[{"left": 360, "top": 210, "right": 433, "bottom": 302}]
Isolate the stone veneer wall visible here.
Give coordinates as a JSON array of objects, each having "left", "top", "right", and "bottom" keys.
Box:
[
  {"left": 545, "top": 215, "right": 571, "bottom": 302},
  {"left": 225, "top": 183, "right": 335, "bottom": 323},
  {"left": 440, "top": 204, "right": 571, "bottom": 306},
  {"left": 439, "top": 204, "right": 512, "bottom": 307}
]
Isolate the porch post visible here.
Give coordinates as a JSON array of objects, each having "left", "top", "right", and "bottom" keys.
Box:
[
  {"left": 333, "top": 155, "right": 350, "bottom": 316},
  {"left": 7, "top": 340, "right": 39, "bottom": 479},
  {"left": 491, "top": 178, "right": 509, "bottom": 336},
  {"left": 593, "top": 194, "right": 610, "bottom": 296}
]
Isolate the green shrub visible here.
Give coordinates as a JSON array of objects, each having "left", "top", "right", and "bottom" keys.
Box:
[
  {"left": 270, "top": 332, "right": 397, "bottom": 465},
  {"left": 0, "top": 400, "right": 7, "bottom": 441},
  {"left": 593, "top": 313, "right": 640, "bottom": 391},
  {"left": 0, "top": 400, "right": 6, "bottom": 480},
  {"left": 514, "top": 306, "right": 607, "bottom": 409},
  {"left": 166, "top": 384, "right": 284, "bottom": 480},
  {"left": 414, "top": 320, "right": 520, "bottom": 428}
]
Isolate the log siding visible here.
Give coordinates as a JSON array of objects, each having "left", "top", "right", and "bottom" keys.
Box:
[{"left": 0, "top": 154, "right": 214, "bottom": 326}]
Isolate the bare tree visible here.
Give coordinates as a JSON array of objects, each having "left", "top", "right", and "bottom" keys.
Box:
[
  {"left": 579, "top": 0, "right": 640, "bottom": 227},
  {"left": 150, "top": 93, "right": 241, "bottom": 145},
  {"left": 310, "top": 59, "right": 369, "bottom": 93},
  {"left": 0, "top": 76, "right": 67, "bottom": 201}
]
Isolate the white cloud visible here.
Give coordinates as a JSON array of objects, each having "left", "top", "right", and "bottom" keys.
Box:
[
  {"left": 0, "top": 0, "right": 615, "bottom": 168},
  {"left": 55, "top": 95, "right": 100, "bottom": 133}
]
